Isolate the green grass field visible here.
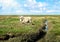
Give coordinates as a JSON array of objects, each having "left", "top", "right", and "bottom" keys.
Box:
[
  {"left": 0, "top": 15, "right": 60, "bottom": 42},
  {"left": 0, "top": 16, "right": 42, "bottom": 35}
]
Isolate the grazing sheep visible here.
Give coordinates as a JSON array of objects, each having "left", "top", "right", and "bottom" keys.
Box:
[{"left": 19, "top": 16, "right": 32, "bottom": 24}]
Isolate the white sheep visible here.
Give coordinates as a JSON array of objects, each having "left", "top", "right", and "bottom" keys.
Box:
[{"left": 19, "top": 16, "right": 32, "bottom": 24}]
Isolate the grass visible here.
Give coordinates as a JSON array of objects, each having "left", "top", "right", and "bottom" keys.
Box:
[
  {"left": 44, "top": 16, "right": 60, "bottom": 42},
  {"left": 0, "top": 15, "right": 60, "bottom": 42},
  {"left": 0, "top": 16, "right": 42, "bottom": 35}
]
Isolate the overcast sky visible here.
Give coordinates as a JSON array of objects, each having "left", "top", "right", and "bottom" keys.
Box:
[{"left": 0, "top": 0, "right": 60, "bottom": 15}]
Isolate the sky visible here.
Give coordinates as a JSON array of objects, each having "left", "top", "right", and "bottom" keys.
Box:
[{"left": 0, "top": 0, "right": 60, "bottom": 15}]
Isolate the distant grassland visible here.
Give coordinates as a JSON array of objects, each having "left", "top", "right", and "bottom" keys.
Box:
[{"left": 0, "top": 15, "right": 60, "bottom": 42}]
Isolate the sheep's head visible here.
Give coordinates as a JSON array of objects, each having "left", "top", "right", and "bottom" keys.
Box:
[{"left": 20, "top": 16, "right": 24, "bottom": 21}]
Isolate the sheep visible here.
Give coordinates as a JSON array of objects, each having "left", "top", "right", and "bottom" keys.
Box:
[
  {"left": 19, "top": 16, "right": 32, "bottom": 24},
  {"left": 19, "top": 16, "right": 24, "bottom": 22}
]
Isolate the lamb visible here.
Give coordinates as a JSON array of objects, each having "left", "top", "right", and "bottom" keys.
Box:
[{"left": 19, "top": 16, "right": 32, "bottom": 24}]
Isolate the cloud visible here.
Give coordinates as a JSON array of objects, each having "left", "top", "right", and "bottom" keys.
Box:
[
  {"left": 0, "top": 0, "right": 18, "bottom": 9},
  {"left": 45, "top": 9, "right": 60, "bottom": 14},
  {"left": 45, "top": 0, "right": 60, "bottom": 13},
  {"left": 38, "top": 2, "right": 47, "bottom": 7},
  {"left": 24, "top": 0, "right": 48, "bottom": 8},
  {"left": 30, "top": 10, "right": 41, "bottom": 13},
  {"left": 46, "top": 10, "right": 55, "bottom": 13},
  {"left": 0, "top": 0, "right": 22, "bottom": 14},
  {"left": 15, "top": 10, "right": 24, "bottom": 14},
  {"left": 23, "top": 0, "right": 48, "bottom": 14},
  {"left": 0, "top": 0, "right": 60, "bottom": 15}
]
